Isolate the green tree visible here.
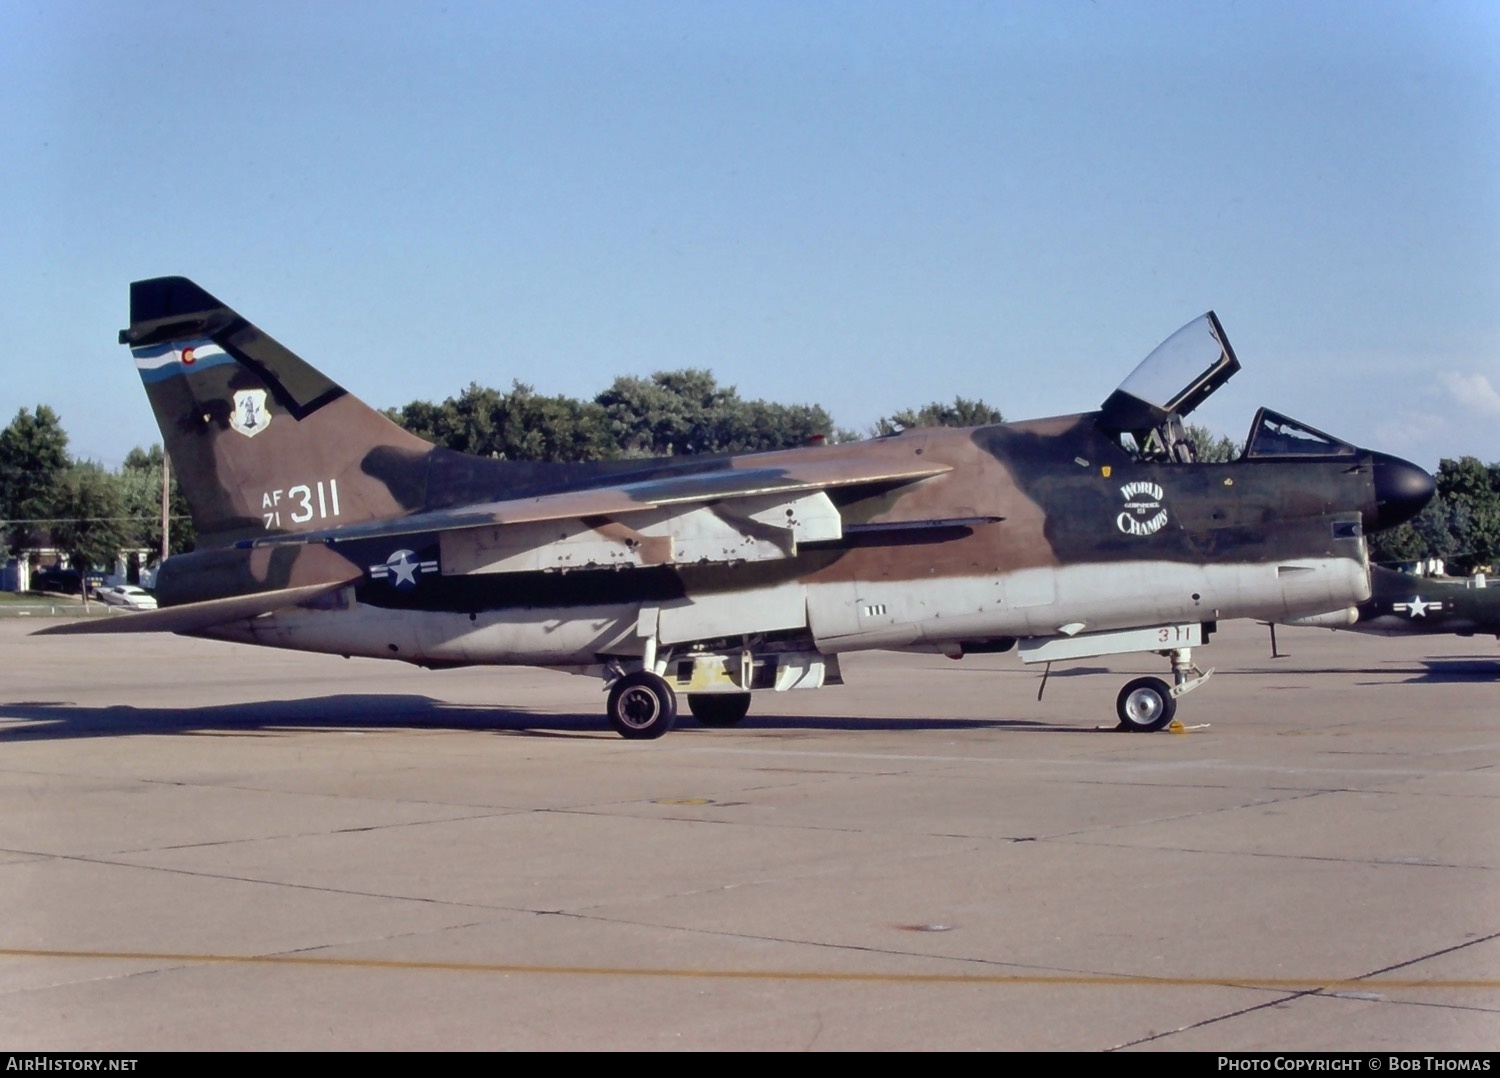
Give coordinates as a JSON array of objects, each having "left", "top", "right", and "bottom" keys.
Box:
[
  {"left": 1369, "top": 458, "right": 1500, "bottom": 572},
  {"left": 597, "top": 369, "right": 733, "bottom": 456},
  {"left": 119, "top": 444, "right": 195, "bottom": 556},
  {"left": 1368, "top": 495, "right": 1450, "bottom": 565},
  {"left": 496, "top": 384, "right": 619, "bottom": 462},
  {"left": 1184, "top": 424, "right": 1242, "bottom": 463},
  {"left": 0, "top": 405, "right": 70, "bottom": 552},
  {"left": 727, "top": 399, "right": 844, "bottom": 452},
  {"left": 596, "top": 370, "right": 840, "bottom": 457},
  {"left": 48, "top": 461, "right": 132, "bottom": 602},
  {"left": 383, "top": 398, "right": 451, "bottom": 446},
  {"left": 392, "top": 370, "right": 840, "bottom": 461},
  {"left": 871, "top": 397, "right": 1004, "bottom": 436},
  {"left": 1431, "top": 456, "right": 1500, "bottom": 572},
  {"left": 389, "top": 382, "right": 620, "bottom": 462}
]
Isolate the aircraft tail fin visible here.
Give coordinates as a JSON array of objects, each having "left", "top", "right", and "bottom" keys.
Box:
[{"left": 124, "top": 277, "right": 436, "bottom": 548}]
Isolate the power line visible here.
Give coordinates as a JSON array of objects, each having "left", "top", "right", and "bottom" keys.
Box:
[{"left": 1, "top": 516, "right": 191, "bottom": 524}]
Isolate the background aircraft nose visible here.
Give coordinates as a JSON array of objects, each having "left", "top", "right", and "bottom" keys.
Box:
[{"left": 1366, "top": 451, "right": 1435, "bottom": 532}]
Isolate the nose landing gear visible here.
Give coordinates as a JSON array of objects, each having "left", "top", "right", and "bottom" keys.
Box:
[{"left": 1114, "top": 646, "right": 1213, "bottom": 732}]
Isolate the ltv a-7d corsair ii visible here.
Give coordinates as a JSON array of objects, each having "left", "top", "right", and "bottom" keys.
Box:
[{"left": 41, "top": 278, "right": 1434, "bottom": 737}]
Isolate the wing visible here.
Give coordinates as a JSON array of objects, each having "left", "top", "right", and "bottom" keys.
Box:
[
  {"left": 38, "top": 452, "right": 949, "bottom": 639},
  {"left": 241, "top": 456, "right": 953, "bottom": 573}
]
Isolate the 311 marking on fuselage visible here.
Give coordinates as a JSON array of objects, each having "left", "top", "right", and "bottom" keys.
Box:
[{"left": 262, "top": 479, "right": 341, "bottom": 529}]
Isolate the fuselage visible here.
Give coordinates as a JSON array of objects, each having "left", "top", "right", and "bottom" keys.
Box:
[
  {"left": 164, "top": 411, "right": 1380, "bottom": 668},
  {"left": 79, "top": 278, "right": 1434, "bottom": 737}
]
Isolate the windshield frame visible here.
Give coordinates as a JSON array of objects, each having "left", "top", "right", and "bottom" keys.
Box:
[{"left": 1242, "top": 407, "right": 1357, "bottom": 460}]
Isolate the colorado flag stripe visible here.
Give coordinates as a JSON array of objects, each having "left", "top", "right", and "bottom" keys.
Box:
[{"left": 133, "top": 339, "right": 234, "bottom": 382}]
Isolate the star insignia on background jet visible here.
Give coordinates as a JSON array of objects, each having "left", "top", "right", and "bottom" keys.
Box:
[{"left": 1392, "top": 596, "right": 1440, "bottom": 618}]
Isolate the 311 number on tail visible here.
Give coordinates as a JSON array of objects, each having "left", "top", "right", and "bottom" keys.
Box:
[{"left": 261, "top": 479, "right": 341, "bottom": 529}]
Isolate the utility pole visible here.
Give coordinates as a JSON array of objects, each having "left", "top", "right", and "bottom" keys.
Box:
[{"left": 160, "top": 450, "right": 170, "bottom": 563}]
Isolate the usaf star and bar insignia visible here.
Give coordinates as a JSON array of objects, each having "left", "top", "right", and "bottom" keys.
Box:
[{"left": 368, "top": 549, "right": 440, "bottom": 590}]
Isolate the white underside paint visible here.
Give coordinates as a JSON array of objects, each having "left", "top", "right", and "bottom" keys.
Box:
[
  {"left": 205, "top": 555, "right": 1369, "bottom": 669},
  {"left": 805, "top": 556, "right": 1370, "bottom": 650},
  {"left": 1017, "top": 622, "right": 1203, "bottom": 664}
]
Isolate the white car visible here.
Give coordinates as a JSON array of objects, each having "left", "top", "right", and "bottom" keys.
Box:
[{"left": 96, "top": 584, "right": 158, "bottom": 611}]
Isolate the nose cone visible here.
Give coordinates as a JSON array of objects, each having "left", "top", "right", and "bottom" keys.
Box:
[{"left": 1366, "top": 451, "right": 1435, "bottom": 532}]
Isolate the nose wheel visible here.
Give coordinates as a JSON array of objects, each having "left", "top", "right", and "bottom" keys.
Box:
[
  {"left": 1116, "top": 676, "right": 1176, "bottom": 731},
  {"left": 1114, "top": 647, "right": 1211, "bottom": 732}
]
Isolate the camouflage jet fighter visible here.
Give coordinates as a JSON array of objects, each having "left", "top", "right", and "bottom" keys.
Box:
[
  {"left": 40, "top": 277, "right": 1434, "bottom": 737},
  {"left": 1291, "top": 564, "right": 1500, "bottom": 639}
]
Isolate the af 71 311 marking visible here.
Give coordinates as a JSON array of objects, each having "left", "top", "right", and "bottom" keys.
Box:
[{"left": 261, "top": 479, "right": 341, "bottom": 529}]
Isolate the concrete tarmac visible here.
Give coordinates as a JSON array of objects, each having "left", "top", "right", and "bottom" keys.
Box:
[{"left": 1, "top": 617, "right": 1497, "bottom": 1051}]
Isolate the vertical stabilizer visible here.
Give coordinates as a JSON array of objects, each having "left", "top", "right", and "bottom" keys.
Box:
[{"left": 123, "top": 277, "right": 436, "bottom": 548}]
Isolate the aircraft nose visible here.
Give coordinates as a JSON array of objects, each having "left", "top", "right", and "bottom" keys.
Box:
[{"left": 1365, "top": 451, "right": 1435, "bottom": 532}]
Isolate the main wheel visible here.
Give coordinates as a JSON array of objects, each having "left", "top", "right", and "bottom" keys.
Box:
[
  {"left": 687, "top": 693, "right": 751, "bottom": 727},
  {"left": 1115, "top": 676, "right": 1177, "bottom": 732},
  {"left": 607, "top": 671, "right": 678, "bottom": 740}
]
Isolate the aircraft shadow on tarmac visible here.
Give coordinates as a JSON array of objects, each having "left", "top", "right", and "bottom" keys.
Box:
[
  {"left": 1189, "top": 652, "right": 1500, "bottom": 684},
  {"left": 1376, "top": 656, "right": 1500, "bottom": 685},
  {"left": 1249, "top": 654, "right": 1500, "bottom": 686},
  {"left": 0, "top": 695, "right": 1086, "bottom": 743}
]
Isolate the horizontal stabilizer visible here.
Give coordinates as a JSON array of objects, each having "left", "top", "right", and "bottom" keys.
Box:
[
  {"left": 32, "top": 581, "right": 352, "bottom": 636},
  {"left": 242, "top": 458, "right": 953, "bottom": 549}
]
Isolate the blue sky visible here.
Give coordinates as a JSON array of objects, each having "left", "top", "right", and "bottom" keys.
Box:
[{"left": 2, "top": 1, "right": 1496, "bottom": 470}]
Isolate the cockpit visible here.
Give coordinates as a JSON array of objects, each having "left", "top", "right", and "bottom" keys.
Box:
[
  {"left": 1242, "top": 409, "right": 1355, "bottom": 459},
  {"left": 1097, "top": 312, "right": 1357, "bottom": 464}
]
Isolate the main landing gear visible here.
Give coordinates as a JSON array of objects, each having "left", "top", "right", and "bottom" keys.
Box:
[
  {"left": 604, "top": 673, "right": 753, "bottom": 738},
  {"left": 606, "top": 670, "right": 678, "bottom": 740},
  {"left": 601, "top": 627, "right": 837, "bottom": 738},
  {"left": 687, "top": 693, "right": 752, "bottom": 726}
]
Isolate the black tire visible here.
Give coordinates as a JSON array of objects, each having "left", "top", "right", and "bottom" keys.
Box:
[
  {"left": 687, "top": 693, "right": 751, "bottom": 727},
  {"left": 1115, "top": 676, "right": 1177, "bottom": 732},
  {"left": 607, "top": 671, "right": 678, "bottom": 740}
]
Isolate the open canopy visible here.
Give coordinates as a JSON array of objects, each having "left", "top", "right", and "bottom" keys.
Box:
[{"left": 1098, "top": 312, "right": 1240, "bottom": 435}]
